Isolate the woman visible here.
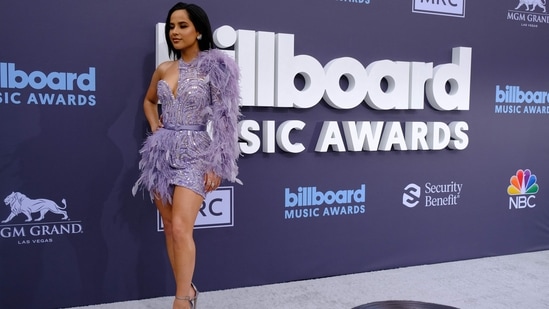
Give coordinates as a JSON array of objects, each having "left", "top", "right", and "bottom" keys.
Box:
[{"left": 132, "top": 3, "right": 241, "bottom": 309}]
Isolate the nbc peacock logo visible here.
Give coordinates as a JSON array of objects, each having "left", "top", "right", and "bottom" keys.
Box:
[{"left": 507, "top": 169, "right": 539, "bottom": 209}]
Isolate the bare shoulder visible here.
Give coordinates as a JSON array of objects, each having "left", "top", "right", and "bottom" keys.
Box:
[{"left": 155, "top": 60, "right": 178, "bottom": 79}]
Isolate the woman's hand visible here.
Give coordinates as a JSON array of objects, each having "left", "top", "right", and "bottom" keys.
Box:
[
  {"left": 204, "top": 171, "right": 221, "bottom": 193},
  {"left": 150, "top": 118, "right": 163, "bottom": 133}
]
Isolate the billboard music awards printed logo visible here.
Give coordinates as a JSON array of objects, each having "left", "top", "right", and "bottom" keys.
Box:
[
  {"left": 157, "top": 187, "right": 235, "bottom": 231},
  {"left": 402, "top": 181, "right": 463, "bottom": 208},
  {"left": 508, "top": 169, "right": 539, "bottom": 209},
  {"left": 494, "top": 84, "right": 549, "bottom": 114},
  {"left": 284, "top": 184, "right": 366, "bottom": 220},
  {"left": 507, "top": 0, "right": 549, "bottom": 28},
  {"left": 0, "top": 62, "right": 96, "bottom": 107},
  {"left": 412, "top": 0, "right": 466, "bottom": 18},
  {"left": 0, "top": 191, "right": 84, "bottom": 245}
]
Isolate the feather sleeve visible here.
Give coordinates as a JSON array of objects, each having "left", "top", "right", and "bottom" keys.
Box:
[{"left": 203, "top": 50, "right": 242, "bottom": 184}]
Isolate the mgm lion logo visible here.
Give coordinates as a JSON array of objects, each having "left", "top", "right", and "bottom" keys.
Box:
[
  {"left": 515, "top": 0, "right": 547, "bottom": 13},
  {"left": 2, "top": 192, "right": 69, "bottom": 223}
]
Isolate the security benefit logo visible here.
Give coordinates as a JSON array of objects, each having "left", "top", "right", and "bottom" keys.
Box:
[
  {"left": 284, "top": 184, "right": 366, "bottom": 220},
  {"left": 507, "top": 169, "right": 539, "bottom": 209},
  {"left": 403, "top": 181, "right": 463, "bottom": 208},
  {"left": 0, "top": 192, "right": 83, "bottom": 245},
  {"left": 157, "top": 187, "right": 234, "bottom": 231},
  {"left": 507, "top": 0, "right": 549, "bottom": 28},
  {"left": 412, "top": 0, "right": 466, "bottom": 18}
]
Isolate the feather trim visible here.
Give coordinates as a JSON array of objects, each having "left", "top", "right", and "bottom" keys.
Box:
[
  {"left": 132, "top": 129, "right": 176, "bottom": 204},
  {"left": 200, "top": 50, "right": 242, "bottom": 184}
]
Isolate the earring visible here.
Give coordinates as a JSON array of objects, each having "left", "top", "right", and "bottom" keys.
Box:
[{"left": 197, "top": 34, "right": 202, "bottom": 40}]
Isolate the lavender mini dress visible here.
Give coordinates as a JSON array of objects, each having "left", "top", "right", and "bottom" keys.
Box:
[{"left": 133, "top": 49, "right": 241, "bottom": 204}]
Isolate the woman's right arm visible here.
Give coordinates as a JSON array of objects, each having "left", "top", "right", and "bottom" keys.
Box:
[{"left": 143, "top": 67, "right": 163, "bottom": 132}]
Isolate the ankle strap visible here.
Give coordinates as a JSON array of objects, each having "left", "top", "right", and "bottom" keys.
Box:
[{"left": 175, "top": 295, "right": 191, "bottom": 301}]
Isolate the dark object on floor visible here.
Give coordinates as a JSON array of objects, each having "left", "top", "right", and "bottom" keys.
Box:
[{"left": 352, "top": 300, "right": 460, "bottom": 309}]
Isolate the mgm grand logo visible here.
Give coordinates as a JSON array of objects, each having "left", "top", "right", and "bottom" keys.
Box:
[
  {"left": 508, "top": 0, "right": 548, "bottom": 27},
  {"left": 0, "top": 192, "right": 83, "bottom": 244},
  {"left": 515, "top": 0, "right": 546, "bottom": 13}
]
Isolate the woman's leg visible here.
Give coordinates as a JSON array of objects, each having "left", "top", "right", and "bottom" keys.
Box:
[
  {"left": 155, "top": 198, "right": 176, "bottom": 278},
  {"left": 170, "top": 186, "right": 203, "bottom": 308}
]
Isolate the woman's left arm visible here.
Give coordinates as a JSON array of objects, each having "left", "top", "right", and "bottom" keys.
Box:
[{"left": 205, "top": 51, "right": 242, "bottom": 184}]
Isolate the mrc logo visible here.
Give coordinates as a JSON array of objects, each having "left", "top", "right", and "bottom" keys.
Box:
[
  {"left": 508, "top": 169, "right": 539, "bottom": 209},
  {"left": 412, "top": 0, "right": 466, "bottom": 18},
  {"left": 157, "top": 186, "right": 234, "bottom": 231}
]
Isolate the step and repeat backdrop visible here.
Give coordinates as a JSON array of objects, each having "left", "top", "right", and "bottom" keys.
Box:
[{"left": 1, "top": 0, "right": 549, "bottom": 308}]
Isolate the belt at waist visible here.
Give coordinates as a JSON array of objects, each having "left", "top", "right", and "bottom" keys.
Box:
[{"left": 163, "top": 124, "right": 207, "bottom": 131}]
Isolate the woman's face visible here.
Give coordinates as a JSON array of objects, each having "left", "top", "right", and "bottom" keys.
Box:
[{"left": 169, "top": 9, "right": 200, "bottom": 53}]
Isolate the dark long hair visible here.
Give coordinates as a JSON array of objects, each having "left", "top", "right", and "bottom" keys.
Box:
[{"left": 164, "top": 2, "right": 215, "bottom": 60}]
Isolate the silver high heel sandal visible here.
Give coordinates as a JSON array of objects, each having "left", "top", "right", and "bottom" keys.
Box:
[{"left": 175, "top": 283, "right": 199, "bottom": 309}]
